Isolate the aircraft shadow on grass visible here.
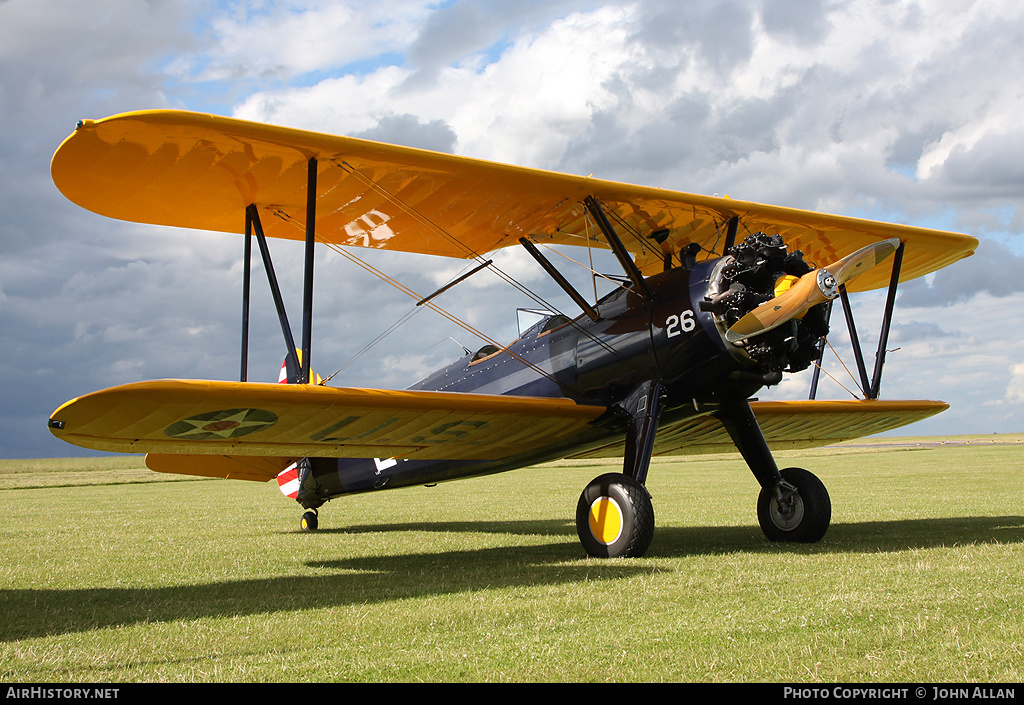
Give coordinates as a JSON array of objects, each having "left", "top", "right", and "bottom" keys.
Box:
[{"left": 2, "top": 515, "right": 1021, "bottom": 643}]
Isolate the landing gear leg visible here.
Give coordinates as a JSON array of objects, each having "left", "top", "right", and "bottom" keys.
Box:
[
  {"left": 575, "top": 380, "right": 662, "bottom": 558},
  {"left": 295, "top": 458, "right": 321, "bottom": 532},
  {"left": 715, "top": 401, "right": 831, "bottom": 543}
]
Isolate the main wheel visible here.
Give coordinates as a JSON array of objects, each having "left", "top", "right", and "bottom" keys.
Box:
[
  {"left": 757, "top": 467, "right": 830, "bottom": 543},
  {"left": 576, "top": 473, "right": 655, "bottom": 558}
]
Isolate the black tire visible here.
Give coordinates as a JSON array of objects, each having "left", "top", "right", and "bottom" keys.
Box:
[
  {"left": 300, "top": 510, "right": 319, "bottom": 532},
  {"left": 757, "top": 467, "right": 830, "bottom": 543},
  {"left": 576, "top": 473, "right": 655, "bottom": 558}
]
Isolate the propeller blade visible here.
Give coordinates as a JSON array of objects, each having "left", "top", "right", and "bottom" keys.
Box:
[
  {"left": 725, "top": 238, "right": 900, "bottom": 343},
  {"left": 829, "top": 237, "right": 902, "bottom": 284}
]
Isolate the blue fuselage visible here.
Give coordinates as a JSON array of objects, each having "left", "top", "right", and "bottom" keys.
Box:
[{"left": 301, "top": 258, "right": 760, "bottom": 507}]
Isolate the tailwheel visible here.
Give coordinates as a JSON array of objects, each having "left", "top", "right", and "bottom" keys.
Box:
[
  {"left": 757, "top": 467, "right": 830, "bottom": 543},
  {"left": 300, "top": 510, "right": 319, "bottom": 532},
  {"left": 576, "top": 473, "right": 655, "bottom": 558}
]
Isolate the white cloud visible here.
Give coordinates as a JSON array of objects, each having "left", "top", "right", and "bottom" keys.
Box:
[
  {"left": 7, "top": 0, "right": 1024, "bottom": 457},
  {"left": 173, "top": 0, "right": 433, "bottom": 81},
  {"left": 1003, "top": 363, "right": 1024, "bottom": 404}
]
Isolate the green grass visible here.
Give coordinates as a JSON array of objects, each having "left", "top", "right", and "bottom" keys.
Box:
[
  {"left": 1, "top": 439, "right": 1021, "bottom": 682},
  {"left": 0, "top": 456, "right": 205, "bottom": 490}
]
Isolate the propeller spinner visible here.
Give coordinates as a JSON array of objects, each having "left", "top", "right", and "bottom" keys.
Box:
[{"left": 725, "top": 238, "right": 901, "bottom": 343}]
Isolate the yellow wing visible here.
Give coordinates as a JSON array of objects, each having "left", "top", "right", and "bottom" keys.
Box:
[
  {"left": 148, "top": 399, "right": 948, "bottom": 481},
  {"left": 52, "top": 110, "right": 977, "bottom": 292},
  {"left": 48, "top": 380, "right": 948, "bottom": 482},
  {"left": 569, "top": 399, "right": 949, "bottom": 459},
  {"left": 47, "top": 379, "right": 606, "bottom": 460}
]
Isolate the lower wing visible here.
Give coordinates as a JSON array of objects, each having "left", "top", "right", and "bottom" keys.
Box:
[
  {"left": 569, "top": 399, "right": 948, "bottom": 459},
  {"left": 49, "top": 381, "right": 946, "bottom": 482},
  {"left": 48, "top": 379, "right": 605, "bottom": 462}
]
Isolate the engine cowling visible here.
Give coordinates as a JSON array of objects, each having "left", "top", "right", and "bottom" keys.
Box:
[{"left": 702, "top": 232, "right": 830, "bottom": 378}]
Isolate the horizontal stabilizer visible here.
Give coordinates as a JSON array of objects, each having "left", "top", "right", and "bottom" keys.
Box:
[{"left": 146, "top": 453, "right": 296, "bottom": 482}]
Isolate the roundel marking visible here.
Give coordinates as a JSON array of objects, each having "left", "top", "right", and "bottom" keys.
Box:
[
  {"left": 588, "top": 496, "right": 623, "bottom": 545},
  {"left": 164, "top": 408, "right": 278, "bottom": 440}
]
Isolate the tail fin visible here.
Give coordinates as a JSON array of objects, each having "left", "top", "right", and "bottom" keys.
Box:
[
  {"left": 278, "top": 349, "right": 323, "bottom": 385},
  {"left": 277, "top": 461, "right": 300, "bottom": 498}
]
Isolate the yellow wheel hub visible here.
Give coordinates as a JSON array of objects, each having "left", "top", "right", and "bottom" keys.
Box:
[{"left": 588, "top": 496, "right": 623, "bottom": 545}]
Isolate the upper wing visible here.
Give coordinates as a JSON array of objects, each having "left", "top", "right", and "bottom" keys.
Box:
[
  {"left": 568, "top": 399, "right": 950, "bottom": 459},
  {"left": 52, "top": 110, "right": 977, "bottom": 293},
  {"left": 47, "top": 379, "right": 606, "bottom": 460}
]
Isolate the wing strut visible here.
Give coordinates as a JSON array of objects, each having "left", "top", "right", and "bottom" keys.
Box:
[
  {"left": 239, "top": 158, "right": 319, "bottom": 384},
  {"left": 837, "top": 284, "right": 873, "bottom": 396},
  {"left": 518, "top": 238, "right": 600, "bottom": 321},
  {"left": 241, "top": 212, "right": 252, "bottom": 381},
  {"left": 583, "top": 196, "right": 653, "bottom": 299},
  {"left": 416, "top": 259, "right": 493, "bottom": 306},
  {"left": 869, "top": 241, "right": 905, "bottom": 398},
  {"left": 245, "top": 204, "right": 301, "bottom": 381},
  {"left": 723, "top": 216, "right": 739, "bottom": 253},
  {"left": 300, "top": 158, "right": 317, "bottom": 386},
  {"left": 807, "top": 301, "right": 835, "bottom": 399},
  {"left": 827, "top": 241, "right": 906, "bottom": 400}
]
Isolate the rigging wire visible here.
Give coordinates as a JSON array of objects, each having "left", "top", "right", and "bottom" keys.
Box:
[
  {"left": 327, "top": 160, "right": 648, "bottom": 374},
  {"left": 584, "top": 214, "right": 599, "bottom": 302},
  {"left": 334, "top": 160, "right": 580, "bottom": 312},
  {"left": 535, "top": 240, "right": 632, "bottom": 295},
  {"left": 597, "top": 197, "right": 653, "bottom": 259},
  {"left": 267, "top": 207, "right": 584, "bottom": 397},
  {"left": 321, "top": 305, "right": 422, "bottom": 384},
  {"left": 813, "top": 339, "right": 865, "bottom": 400}
]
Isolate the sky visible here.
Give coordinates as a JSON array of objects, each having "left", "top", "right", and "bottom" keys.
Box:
[{"left": 3, "top": 0, "right": 1024, "bottom": 459}]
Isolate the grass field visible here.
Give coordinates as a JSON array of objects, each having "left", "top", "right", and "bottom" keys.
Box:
[{"left": 1, "top": 437, "right": 1021, "bottom": 682}]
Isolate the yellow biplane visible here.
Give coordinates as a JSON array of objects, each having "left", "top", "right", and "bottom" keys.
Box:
[{"left": 48, "top": 111, "right": 977, "bottom": 557}]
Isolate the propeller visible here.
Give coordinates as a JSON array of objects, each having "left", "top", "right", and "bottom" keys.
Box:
[{"left": 725, "top": 238, "right": 901, "bottom": 343}]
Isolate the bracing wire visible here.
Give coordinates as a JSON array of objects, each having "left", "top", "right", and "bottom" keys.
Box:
[
  {"left": 322, "top": 306, "right": 422, "bottom": 383},
  {"left": 815, "top": 339, "right": 865, "bottom": 399},
  {"left": 324, "top": 160, "right": 648, "bottom": 374},
  {"left": 266, "top": 206, "right": 584, "bottom": 397},
  {"left": 322, "top": 240, "right": 584, "bottom": 396},
  {"left": 585, "top": 214, "right": 598, "bottom": 303},
  {"left": 535, "top": 240, "right": 632, "bottom": 295},
  {"left": 809, "top": 359, "right": 860, "bottom": 400},
  {"left": 335, "top": 160, "right": 580, "bottom": 314}
]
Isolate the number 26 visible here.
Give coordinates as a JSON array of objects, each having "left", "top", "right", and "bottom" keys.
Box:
[{"left": 665, "top": 310, "right": 695, "bottom": 338}]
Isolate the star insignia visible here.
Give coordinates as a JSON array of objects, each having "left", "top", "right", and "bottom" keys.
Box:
[{"left": 164, "top": 408, "right": 278, "bottom": 440}]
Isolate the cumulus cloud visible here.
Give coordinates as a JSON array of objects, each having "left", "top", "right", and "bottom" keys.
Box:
[
  {"left": 899, "top": 238, "right": 1024, "bottom": 307},
  {"left": 1004, "top": 363, "right": 1024, "bottom": 404},
  {"left": 6, "top": 0, "right": 1024, "bottom": 456},
  {"left": 170, "top": 0, "right": 432, "bottom": 81},
  {"left": 354, "top": 113, "right": 458, "bottom": 153}
]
